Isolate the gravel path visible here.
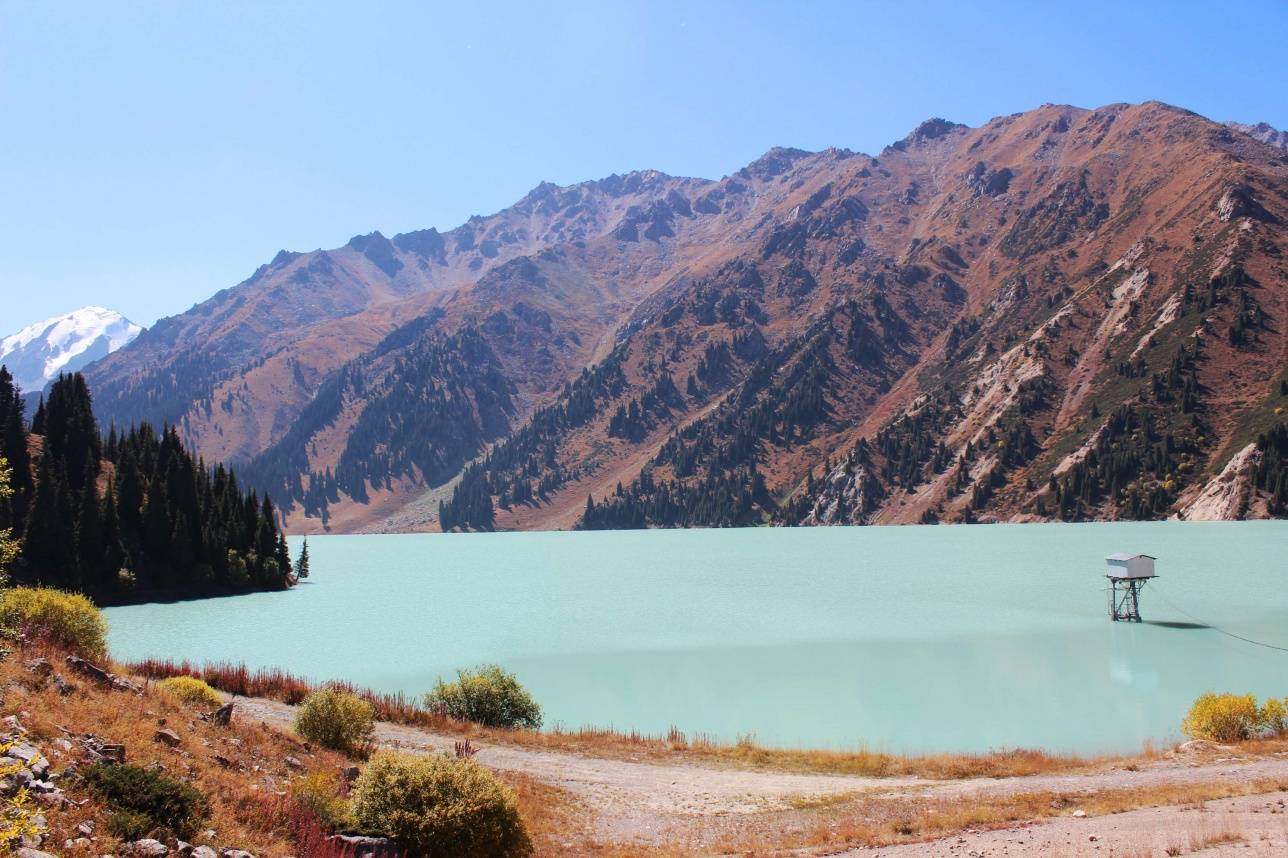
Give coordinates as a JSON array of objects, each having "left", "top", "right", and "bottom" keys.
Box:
[{"left": 233, "top": 695, "right": 1288, "bottom": 850}]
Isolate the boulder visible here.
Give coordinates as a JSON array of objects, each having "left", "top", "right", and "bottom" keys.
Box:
[
  {"left": 7, "top": 743, "right": 49, "bottom": 778},
  {"left": 190, "top": 848, "right": 217, "bottom": 858},
  {"left": 128, "top": 841, "right": 169, "bottom": 858},
  {"left": 154, "top": 729, "right": 182, "bottom": 748},
  {"left": 23, "top": 658, "right": 52, "bottom": 676},
  {"left": 203, "top": 704, "right": 233, "bottom": 727},
  {"left": 324, "top": 836, "right": 398, "bottom": 858},
  {"left": 219, "top": 850, "right": 256, "bottom": 858}
]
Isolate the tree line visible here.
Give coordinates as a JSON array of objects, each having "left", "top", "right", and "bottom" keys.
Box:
[{"left": 0, "top": 367, "right": 293, "bottom": 603}]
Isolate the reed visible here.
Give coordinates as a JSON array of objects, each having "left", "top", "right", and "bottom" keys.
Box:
[{"left": 126, "top": 655, "right": 1140, "bottom": 780}]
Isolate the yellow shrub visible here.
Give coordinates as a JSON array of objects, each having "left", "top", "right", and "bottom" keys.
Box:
[
  {"left": 1260, "top": 697, "right": 1288, "bottom": 735},
  {"left": 157, "top": 676, "right": 223, "bottom": 709},
  {"left": 350, "top": 751, "right": 531, "bottom": 858},
  {"left": 0, "top": 586, "right": 107, "bottom": 657},
  {"left": 293, "top": 688, "right": 375, "bottom": 754},
  {"left": 289, "top": 770, "right": 350, "bottom": 830},
  {"left": 1182, "top": 692, "right": 1261, "bottom": 742}
]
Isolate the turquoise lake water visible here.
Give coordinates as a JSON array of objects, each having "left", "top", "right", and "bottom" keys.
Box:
[{"left": 103, "top": 521, "right": 1288, "bottom": 755}]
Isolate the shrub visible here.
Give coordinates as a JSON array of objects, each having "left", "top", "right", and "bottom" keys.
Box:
[
  {"left": 294, "top": 687, "right": 375, "bottom": 754},
  {"left": 289, "top": 770, "right": 351, "bottom": 831},
  {"left": 83, "top": 762, "right": 209, "bottom": 838},
  {"left": 157, "top": 676, "right": 223, "bottom": 709},
  {"left": 1181, "top": 692, "right": 1262, "bottom": 742},
  {"left": 425, "top": 665, "right": 542, "bottom": 729},
  {"left": 0, "top": 586, "right": 107, "bottom": 657},
  {"left": 350, "top": 751, "right": 531, "bottom": 858},
  {"left": 1260, "top": 697, "right": 1288, "bottom": 735}
]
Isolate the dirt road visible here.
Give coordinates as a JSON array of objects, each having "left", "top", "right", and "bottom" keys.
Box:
[{"left": 234, "top": 695, "right": 1288, "bottom": 852}]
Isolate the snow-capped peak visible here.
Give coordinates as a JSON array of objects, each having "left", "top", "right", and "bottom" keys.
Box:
[{"left": 1, "top": 306, "right": 143, "bottom": 393}]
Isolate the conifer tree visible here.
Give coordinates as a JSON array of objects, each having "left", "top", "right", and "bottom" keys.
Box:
[{"left": 296, "top": 538, "right": 310, "bottom": 579}]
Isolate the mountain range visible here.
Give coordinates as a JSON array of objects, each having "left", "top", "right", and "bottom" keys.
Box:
[
  {"left": 76, "top": 102, "right": 1288, "bottom": 532},
  {"left": 1, "top": 306, "right": 141, "bottom": 394}
]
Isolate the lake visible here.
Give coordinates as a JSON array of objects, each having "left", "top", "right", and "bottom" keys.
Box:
[{"left": 104, "top": 521, "right": 1288, "bottom": 755}]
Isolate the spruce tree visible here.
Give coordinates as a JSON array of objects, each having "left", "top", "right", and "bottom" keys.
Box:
[{"left": 296, "top": 538, "right": 310, "bottom": 578}]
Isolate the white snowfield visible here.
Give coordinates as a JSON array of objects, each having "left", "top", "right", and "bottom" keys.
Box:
[{"left": 0, "top": 305, "right": 142, "bottom": 392}]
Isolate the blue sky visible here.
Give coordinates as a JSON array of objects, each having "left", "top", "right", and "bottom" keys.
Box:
[{"left": 3, "top": 1, "right": 1286, "bottom": 328}]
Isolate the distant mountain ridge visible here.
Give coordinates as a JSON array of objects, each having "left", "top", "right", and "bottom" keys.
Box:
[
  {"left": 1, "top": 306, "right": 141, "bottom": 393},
  {"left": 81, "top": 101, "right": 1288, "bottom": 531},
  {"left": 1226, "top": 121, "right": 1288, "bottom": 150}
]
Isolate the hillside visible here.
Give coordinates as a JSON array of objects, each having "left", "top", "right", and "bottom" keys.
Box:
[{"left": 83, "top": 101, "right": 1288, "bottom": 532}]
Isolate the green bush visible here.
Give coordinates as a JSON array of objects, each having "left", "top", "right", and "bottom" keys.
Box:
[
  {"left": 1181, "top": 692, "right": 1262, "bottom": 742},
  {"left": 294, "top": 687, "right": 375, "bottom": 754},
  {"left": 0, "top": 586, "right": 107, "bottom": 657},
  {"left": 157, "top": 676, "right": 223, "bottom": 709},
  {"left": 425, "top": 665, "right": 542, "bottom": 729},
  {"left": 350, "top": 751, "right": 531, "bottom": 858},
  {"left": 83, "top": 763, "right": 209, "bottom": 839}
]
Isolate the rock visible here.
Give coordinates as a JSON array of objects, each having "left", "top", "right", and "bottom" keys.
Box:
[
  {"left": 77, "top": 820, "right": 96, "bottom": 837},
  {"left": 129, "top": 840, "right": 169, "bottom": 858},
  {"left": 203, "top": 703, "right": 234, "bottom": 727},
  {"left": 172, "top": 841, "right": 193, "bottom": 857},
  {"left": 190, "top": 849, "right": 217, "bottom": 858},
  {"left": 219, "top": 850, "right": 256, "bottom": 858},
  {"left": 83, "top": 737, "right": 127, "bottom": 764},
  {"left": 3, "top": 715, "right": 24, "bottom": 732},
  {"left": 324, "top": 837, "right": 397, "bottom": 858},
  {"left": 1072, "top": 809, "right": 1086, "bottom": 817},
  {"left": 7, "top": 743, "right": 49, "bottom": 778},
  {"left": 284, "top": 756, "right": 304, "bottom": 771},
  {"left": 154, "top": 729, "right": 182, "bottom": 748},
  {"left": 16, "top": 849, "right": 58, "bottom": 858},
  {"left": 65, "top": 655, "right": 142, "bottom": 694},
  {"left": 23, "top": 658, "right": 52, "bottom": 676},
  {"left": 1088, "top": 834, "right": 1099, "bottom": 842}
]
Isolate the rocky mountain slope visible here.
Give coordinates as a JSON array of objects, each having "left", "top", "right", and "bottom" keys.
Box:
[
  {"left": 1, "top": 306, "right": 141, "bottom": 393},
  {"left": 1227, "top": 121, "right": 1288, "bottom": 151},
  {"left": 83, "top": 101, "right": 1288, "bottom": 532}
]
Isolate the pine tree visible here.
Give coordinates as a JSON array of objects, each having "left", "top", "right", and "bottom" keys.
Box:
[
  {"left": 22, "top": 441, "right": 78, "bottom": 589},
  {"left": 296, "top": 538, "right": 310, "bottom": 579}
]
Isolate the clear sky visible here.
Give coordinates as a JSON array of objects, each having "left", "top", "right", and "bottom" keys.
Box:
[{"left": 3, "top": 0, "right": 1286, "bottom": 328}]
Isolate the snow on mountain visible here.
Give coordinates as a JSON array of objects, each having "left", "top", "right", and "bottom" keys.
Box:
[{"left": 1, "top": 306, "right": 143, "bottom": 393}]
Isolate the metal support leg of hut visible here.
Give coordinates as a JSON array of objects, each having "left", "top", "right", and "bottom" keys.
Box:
[{"left": 1108, "top": 577, "right": 1147, "bottom": 622}]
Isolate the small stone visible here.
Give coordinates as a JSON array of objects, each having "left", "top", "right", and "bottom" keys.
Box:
[
  {"left": 1089, "top": 834, "right": 1098, "bottom": 842},
  {"left": 129, "top": 839, "right": 169, "bottom": 858},
  {"left": 191, "top": 847, "right": 217, "bottom": 858},
  {"left": 16, "top": 849, "right": 58, "bottom": 858},
  {"left": 23, "top": 658, "right": 52, "bottom": 676},
  {"left": 154, "top": 729, "right": 182, "bottom": 748},
  {"left": 284, "top": 756, "right": 304, "bottom": 771},
  {"left": 77, "top": 820, "right": 96, "bottom": 837},
  {"left": 219, "top": 850, "right": 256, "bottom": 858},
  {"left": 1072, "top": 809, "right": 1086, "bottom": 817}
]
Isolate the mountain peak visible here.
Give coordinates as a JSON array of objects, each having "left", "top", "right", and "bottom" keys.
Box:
[
  {"left": 1226, "top": 120, "right": 1288, "bottom": 150},
  {"left": 1, "top": 306, "right": 142, "bottom": 393}
]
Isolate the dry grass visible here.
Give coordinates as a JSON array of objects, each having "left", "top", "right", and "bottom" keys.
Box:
[
  {"left": 127, "top": 656, "right": 1139, "bottom": 780},
  {"left": 8, "top": 643, "right": 612, "bottom": 858},
  {"left": 702, "top": 778, "right": 1288, "bottom": 856},
  {"left": 7, "top": 643, "right": 354, "bottom": 855}
]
